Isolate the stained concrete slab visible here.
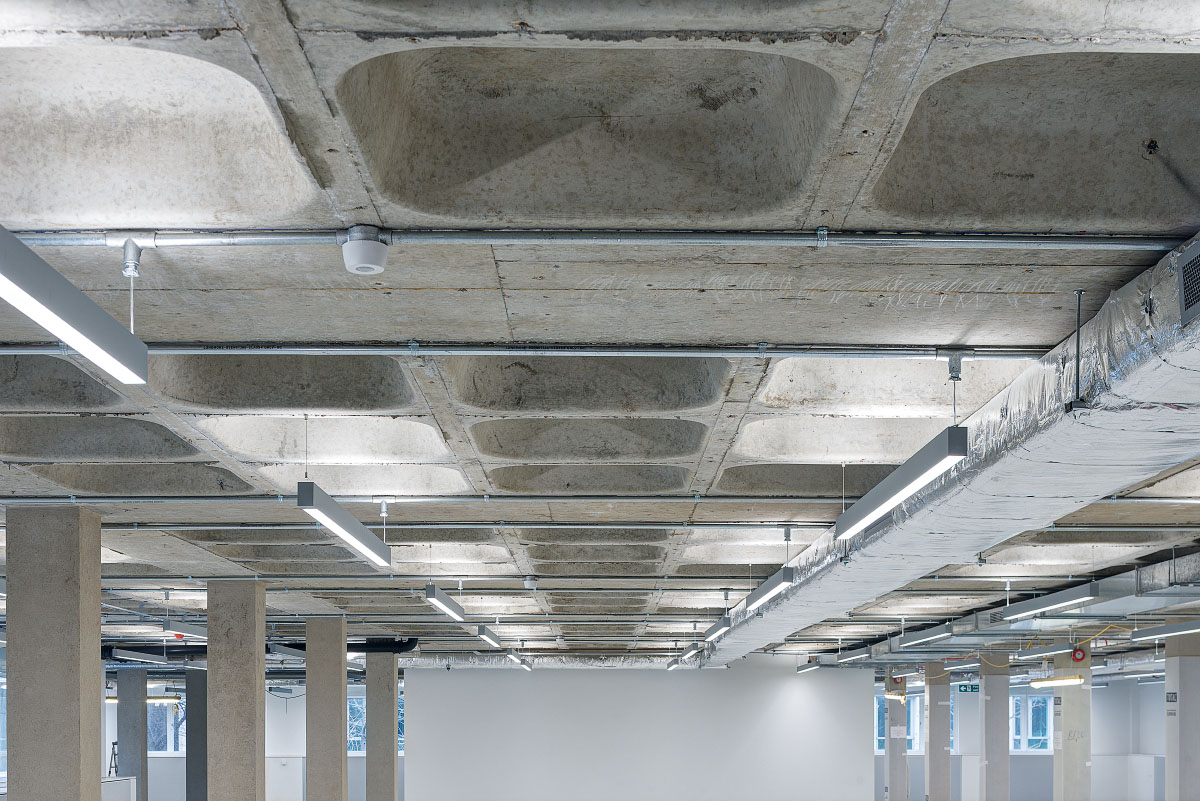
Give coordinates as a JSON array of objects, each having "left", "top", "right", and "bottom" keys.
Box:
[
  {"left": 714, "top": 463, "right": 896, "bottom": 496},
  {"left": 489, "top": 464, "right": 691, "bottom": 494},
  {"left": 0, "top": 357, "right": 128, "bottom": 412},
  {"left": 470, "top": 418, "right": 709, "bottom": 461},
  {"left": 0, "top": 416, "right": 201, "bottom": 462},
  {"left": 189, "top": 416, "right": 452, "bottom": 464},
  {"left": 29, "top": 463, "right": 254, "bottom": 495},
  {"left": 729, "top": 416, "right": 948, "bottom": 464}
]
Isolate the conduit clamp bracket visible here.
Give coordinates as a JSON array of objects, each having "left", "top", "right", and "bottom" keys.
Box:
[
  {"left": 409, "top": 340, "right": 420, "bottom": 356},
  {"left": 816, "top": 226, "right": 829, "bottom": 247}
]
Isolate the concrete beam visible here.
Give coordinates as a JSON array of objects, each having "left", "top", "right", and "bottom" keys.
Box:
[{"left": 6, "top": 507, "right": 103, "bottom": 801}]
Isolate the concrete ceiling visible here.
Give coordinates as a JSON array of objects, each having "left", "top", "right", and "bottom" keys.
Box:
[{"left": 1, "top": 0, "right": 1199, "bottom": 667}]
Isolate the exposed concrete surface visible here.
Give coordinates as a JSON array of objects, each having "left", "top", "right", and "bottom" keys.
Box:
[{"left": 207, "top": 580, "right": 266, "bottom": 801}]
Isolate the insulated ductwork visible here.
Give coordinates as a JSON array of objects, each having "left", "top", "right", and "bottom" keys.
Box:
[{"left": 710, "top": 234, "right": 1200, "bottom": 664}]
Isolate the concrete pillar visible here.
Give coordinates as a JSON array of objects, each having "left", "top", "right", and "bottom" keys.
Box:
[
  {"left": 884, "top": 671, "right": 909, "bottom": 801},
  {"left": 366, "top": 651, "right": 399, "bottom": 801},
  {"left": 924, "top": 663, "right": 952, "bottom": 801},
  {"left": 117, "top": 668, "right": 149, "bottom": 801},
  {"left": 306, "top": 617, "right": 348, "bottom": 801},
  {"left": 979, "top": 660, "right": 1010, "bottom": 801},
  {"left": 6, "top": 506, "right": 103, "bottom": 801},
  {"left": 1053, "top": 643, "right": 1091, "bottom": 801},
  {"left": 1166, "top": 632, "right": 1200, "bottom": 801},
  {"left": 186, "top": 669, "right": 208, "bottom": 801},
  {"left": 208, "top": 580, "right": 266, "bottom": 801}
]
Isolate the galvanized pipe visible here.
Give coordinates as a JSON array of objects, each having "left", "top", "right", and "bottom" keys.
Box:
[
  {"left": 95, "top": 521, "right": 826, "bottom": 532},
  {"left": 13, "top": 227, "right": 1180, "bottom": 252},
  {"left": 0, "top": 341, "right": 1045, "bottom": 360}
]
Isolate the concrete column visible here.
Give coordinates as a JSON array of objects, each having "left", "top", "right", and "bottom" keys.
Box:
[
  {"left": 117, "top": 668, "right": 149, "bottom": 801},
  {"left": 884, "top": 671, "right": 909, "bottom": 801},
  {"left": 1053, "top": 643, "right": 1091, "bottom": 801},
  {"left": 208, "top": 580, "right": 265, "bottom": 801},
  {"left": 186, "top": 669, "right": 208, "bottom": 801},
  {"left": 6, "top": 506, "right": 103, "bottom": 801},
  {"left": 978, "top": 660, "right": 1010, "bottom": 801},
  {"left": 1166, "top": 632, "right": 1200, "bottom": 801},
  {"left": 924, "top": 663, "right": 952, "bottom": 801},
  {"left": 306, "top": 617, "right": 348, "bottom": 801},
  {"left": 365, "top": 651, "right": 399, "bottom": 801}
]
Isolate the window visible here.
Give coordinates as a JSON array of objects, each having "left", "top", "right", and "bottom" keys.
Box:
[
  {"left": 347, "top": 693, "right": 405, "bottom": 754},
  {"left": 874, "top": 693, "right": 923, "bottom": 754},
  {"left": 147, "top": 700, "right": 186, "bottom": 755},
  {"left": 1010, "top": 690, "right": 1052, "bottom": 751}
]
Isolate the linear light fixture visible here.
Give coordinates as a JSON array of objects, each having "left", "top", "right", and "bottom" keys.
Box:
[
  {"left": 1001, "top": 582, "right": 1099, "bottom": 621},
  {"left": 297, "top": 482, "right": 391, "bottom": 568},
  {"left": 667, "top": 658, "right": 681, "bottom": 671},
  {"left": 519, "top": 658, "right": 533, "bottom": 672},
  {"left": 1029, "top": 675, "right": 1084, "bottom": 689},
  {"left": 745, "top": 567, "right": 796, "bottom": 612},
  {"left": 505, "top": 649, "right": 522, "bottom": 664},
  {"left": 898, "top": 623, "right": 953, "bottom": 648},
  {"left": 1014, "top": 642, "right": 1078, "bottom": 661},
  {"left": 838, "top": 647, "right": 871, "bottom": 664},
  {"left": 835, "top": 426, "right": 968, "bottom": 540},
  {"left": 883, "top": 692, "right": 906, "bottom": 703},
  {"left": 950, "top": 661, "right": 980, "bottom": 671},
  {"left": 892, "top": 668, "right": 922, "bottom": 679},
  {"left": 1138, "top": 677, "right": 1165, "bottom": 686},
  {"left": 425, "top": 583, "right": 466, "bottom": 622},
  {"left": 162, "top": 619, "right": 207, "bottom": 641},
  {"left": 1129, "top": 619, "right": 1200, "bottom": 643},
  {"left": 477, "top": 625, "right": 502, "bottom": 649},
  {"left": 680, "top": 642, "right": 702, "bottom": 660},
  {"left": 147, "top": 695, "right": 183, "bottom": 705},
  {"left": 704, "top": 615, "right": 731, "bottom": 642},
  {"left": 796, "top": 662, "right": 820, "bottom": 675},
  {"left": 0, "top": 225, "right": 148, "bottom": 384},
  {"left": 111, "top": 648, "right": 168, "bottom": 665},
  {"left": 269, "top": 643, "right": 306, "bottom": 659}
]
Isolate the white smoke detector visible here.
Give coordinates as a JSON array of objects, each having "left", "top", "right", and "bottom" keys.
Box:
[{"left": 342, "top": 225, "right": 387, "bottom": 275}]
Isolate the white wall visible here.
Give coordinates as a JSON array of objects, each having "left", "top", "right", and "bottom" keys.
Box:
[{"left": 406, "top": 657, "right": 874, "bottom": 801}]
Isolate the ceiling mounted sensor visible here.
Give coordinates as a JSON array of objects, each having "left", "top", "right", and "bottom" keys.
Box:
[
  {"left": 746, "top": 566, "right": 797, "bottom": 613},
  {"left": 296, "top": 481, "right": 392, "bottom": 569},
  {"left": 425, "top": 583, "right": 466, "bottom": 622},
  {"left": 1130, "top": 619, "right": 1200, "bottom": 643},
  {"left": 342, "top": 225, "right": 388, "bottom": 275},
  {"left": 0, "top": 225, "right": 148, "bottom": 384},
  {"left": 162, "top": 619, "right": 207, "bottom": 641},
  {"left": 1001, "top": 582, "right": 1100, "bottom": 621},
  {"left": 836, "top": 426, "right": 968, "bottom": 540}
]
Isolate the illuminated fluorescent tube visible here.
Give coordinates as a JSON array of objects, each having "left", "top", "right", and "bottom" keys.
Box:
[
  {"left": 1029, "top": 675, "right": 1084, "bottom": 689},
  {"left": 704, "top": 615, "right": 731, "bottom": 642},
  {"left": 838, "top": 647, "right": 871, "bottom": 664},
  {"left": 519, "top": 658, "right": 533, "bottom": 672},
  {"left": 666, "top": 658, "right": 681, "bottom": 671},
  {"left": 883, "top": 692, "right": 906, "bottom": 703},
  {"left": 162, "top": 619, "right": 207, "bottom": 641},
  {"left": 898, "top": 623, "right": 953, "bottom": 648},
  {"left": 796, "top": 662, "right": 820, "bottom": 675},
  {"left": 1014, "top": 642, "right": 1077, "bottom": 661},
  {"left": 680, "top": 642, "right": 702, "bottom": 660},
  {"left": 836, "top": 426, "right": 968, "bottom": 540},
  {"left": 297, "top": 481, "right": 391, "bottom": 569},
  {"left": 0, "top": 226, "right": 148, "bottom": 384},
  {"left": 506, "top": 649, "right": 522, "bottom": 664},
  {"left": 1130, "top": 619, "right": 1200, "bottom": 643},
  {"left": 1001, "top": 582, "right": 1099, "bottom": 621},
  {"left": 111, "top": 648, "right": 168, "bottom": 665},
  {"left": 950, "top": 661, "right": 980, "bottom": 671},
  {"left": 147, "top": 695, "right": 183, "bottom": 705},
  {"left": 745, "top": 567, "right": 796, "bottom": 613},
  {"left": 425, "top": 583, "right": 466, "bottom": 622},
  {"left": 477, "top": 625, "right": 502, "bottom": 649}
]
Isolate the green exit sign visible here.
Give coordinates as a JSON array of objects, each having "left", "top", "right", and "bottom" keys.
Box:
[{"left": 957, "top": 684, "right": 979, "bottom": 693}]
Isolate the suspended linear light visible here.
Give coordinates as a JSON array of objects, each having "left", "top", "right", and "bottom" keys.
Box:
[
  {"left": 704, "top": 615, "right": 731, "bottom": 642},
  {"left": 745, "top": 567, "right": 796, "bottom": 612},
  {"left": 519, "top": 658, "right": 533, "bottom": 672},
  {"left": 796, "top": 662, "right": 820, "bottom": 675},
  {"left": 1001, "top": 582, "right": 1099, "bottom": 621},
  {"left": 838, "top": 647, "right": 871, "bottom": 664},
  {"left": 1137, "top": 676, "right": 1165, "bottom": 686},
  {"left": 1014, "top": 642, "right": 1078, "bottom": 661},
  {"left": 883, "top": 692, "right": 906, "bottom": 703},
  {"left": 269, "top": 643, "right": 306, "bottom": 659},
  {"left": 0, "top": 225, "right": 148, "bottom": 384},
  {"left": 111, "top": 648, "right": 168, "bottom": 665},
  {"left": 297, "top": 481, "right": 391, "bottom": 568},
  {"left": 477, "top": 625, "right": 502, "bottom": 649},
  {"left": 425, "top": 583, "right": 466, "bottom": 622},
  {"left": 950, "top": 661, "right": 980, "bottom": 671},
  {"left": 506, "top": 649, "right": 522, "bottom": 664},
  {"left": 1029, "top": 675, "right": 1084, "bottom": 689},
  {"left": 1129, "top": 619, "right": 1200, "bottom": 642},
  {"left": 835, "top": 426, "right": 968, "bottom": 540},
  {"left": 680, "top": 642, "right": 702, "bottom": 660},
  {"left": 162, "top": 619, "right": 207, "bottom": 641},
  {"left": 666, "top": 658, "right": 681, "bottom": 671},
  {"left": 147, "top": 695, "right": 183, "bottom": 705},
  {"left": 898, "top": 623, "right": 953, "bottom": 648},
  {"left": 892, "top": 668, "right": 922, "bottom": 678}
]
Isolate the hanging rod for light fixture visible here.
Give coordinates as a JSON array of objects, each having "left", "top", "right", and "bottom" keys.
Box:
[
  {"left": 12, "top": 227, "right": 1180, "bottom": 252},
  {"left": 0, "top": 341, "right": 1046, "bottom": 360}
]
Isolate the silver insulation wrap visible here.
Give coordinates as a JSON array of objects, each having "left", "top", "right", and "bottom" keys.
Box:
[{"left": 710, "top": 236, "right": 1200, "bottom": 664}]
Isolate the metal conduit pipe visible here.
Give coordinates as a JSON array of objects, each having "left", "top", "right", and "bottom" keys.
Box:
[
  {"left": 12, "top": 228, "right": 1180, "bottom": 252},
  {"left": 0, "top": 341, "right": 1046, "bottom": 361},
  {"left": 92, "top": 521, "right": 828, "bottom": 532}
]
